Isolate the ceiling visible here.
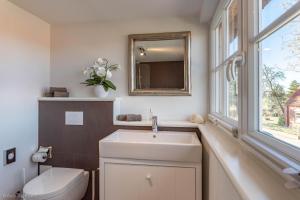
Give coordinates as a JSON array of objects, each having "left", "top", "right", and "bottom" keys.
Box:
[{"left": 9, "top": 0, "right": 219, "bottom": 24}]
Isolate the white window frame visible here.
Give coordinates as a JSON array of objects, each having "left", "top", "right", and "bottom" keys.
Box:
[
  {"left": 210, "top": 0, "right": 243, "bottom": 131},
  {"left": 295, "top": 110, "right": 300, "bottom": 124},
  {"left": 244, "top": 0, "right": 300, "bottom": 165},
  {"left": 210, "top": 0, "right": 300, "bottom": 173}
]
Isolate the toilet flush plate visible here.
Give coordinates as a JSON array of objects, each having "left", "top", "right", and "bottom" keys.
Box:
[{"left": 65, "top": 111, "right": 84, "bottom": 125}]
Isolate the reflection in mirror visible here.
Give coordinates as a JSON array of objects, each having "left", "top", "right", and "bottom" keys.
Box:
[
  {"left": 129, "top": 32, "right": 191, "bottom": 96},
  {"left": 135, "top": 39, "right": 185, "bottom": 90}
]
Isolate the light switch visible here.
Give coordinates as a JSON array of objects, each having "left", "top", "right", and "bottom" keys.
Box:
[{"left": 65, "top": 111, "right": 84, "bottom": 125}]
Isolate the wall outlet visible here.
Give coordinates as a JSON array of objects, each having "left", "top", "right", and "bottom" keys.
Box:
[
  {"left": 3, "top": 148, "right": 16, "bottom": 165},
  {"left": 65, "top": 111, "right": 84, "bottom": 125}
]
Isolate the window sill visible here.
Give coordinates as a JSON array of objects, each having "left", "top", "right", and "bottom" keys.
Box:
[
  {"left": 246, "top": 131, "right": 300, "bottom": 166},
  {"left": 242, "top": 134, "right": 300, "bottom": 172},
  {"left": 199, "top": 123, "right": 300, "bottom": 200},
  {"left": 208, "top": 113, "right": 238, "bottom": 137}
]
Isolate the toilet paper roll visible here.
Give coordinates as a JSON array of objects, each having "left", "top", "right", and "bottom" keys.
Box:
[
  {"left": 32, "top": 152, "right": 48, "bottom": 163},
  {"left": 37, "top": 146, "right": 49, "bottom": 153}
]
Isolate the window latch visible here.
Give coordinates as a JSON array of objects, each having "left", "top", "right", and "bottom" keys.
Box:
[
  {"left": 225, "top": 52, "right": 245, "bottom": 82},
  {"left": 226, "top": 60, "right": 234, "bottom": 82}
]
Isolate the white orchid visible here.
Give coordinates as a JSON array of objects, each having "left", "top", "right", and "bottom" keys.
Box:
[
  {"left": 93, "top": 64, "right": 99, "bottom": 69},
  {"left": 106, "top": 70, "right": 112, "bottom": 79},
  {"left": 83, "top": 67, "right": 91, "bottom": 76},
  {"left": 82, "top": 58, "right": 120, "bottom": 91},
  {"left": 96, "top": 67, "right": 106, "bottom": 77},
  {"left": 83, "top": 69, "right": 89, "bottom": 76},
  {"left": 97, "top": 57, "right": 108, "bottom": 66},
  {"left": 97, "top": 57, "right": 104, "bottom": 64}
]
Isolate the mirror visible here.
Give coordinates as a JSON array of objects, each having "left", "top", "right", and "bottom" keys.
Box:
[{"left": 128, "top": 32, "right": 191, "bottom": 96}]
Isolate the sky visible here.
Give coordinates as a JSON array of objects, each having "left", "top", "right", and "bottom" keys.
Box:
[{"left": 261, "top": 0, "right": 300, "bottom": 88}]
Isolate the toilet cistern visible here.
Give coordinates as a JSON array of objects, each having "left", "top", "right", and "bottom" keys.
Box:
[{"left": 152, "top": 116, "right": 158, "bottom": 136}]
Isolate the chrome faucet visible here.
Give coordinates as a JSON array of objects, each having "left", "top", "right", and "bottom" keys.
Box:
[{"left": 152, "top": 116, "right": 158, "bottom": 134}]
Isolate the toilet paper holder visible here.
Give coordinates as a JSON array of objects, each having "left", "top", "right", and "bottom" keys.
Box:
[
  {"left": 46, "top": 146, "right": 53, "bottom": 159},
  {"left": 37, "top": 146, "right": 53, "bottom": 159},
  {"left": 32, "top": 146, "right": 53, "bottom": 163}
]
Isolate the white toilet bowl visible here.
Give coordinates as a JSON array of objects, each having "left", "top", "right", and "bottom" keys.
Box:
[{"left": 23, "top": 167, "right": 89, "bottom": 200}]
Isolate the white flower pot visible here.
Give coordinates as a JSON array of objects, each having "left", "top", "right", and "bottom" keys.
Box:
[{"left": 94, "top": 85, "right": 109, "bottom": 98}]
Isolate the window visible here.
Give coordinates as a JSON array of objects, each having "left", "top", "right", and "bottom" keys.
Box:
[
  {"left": 257, "top": 1, "right": 300, "bottom": 149},
  {"left": 227, "top": 75, "right": 238, "bottom": 120},
  {"left": 260, "top": 0, "right": 300, "bottom": 30},
  {"left": 226, "top": 0, "right": 239, "bottom": 121},
  {"left": 211, "top": 0, "right": 300, "bottom": 164},
  {"left": 216, "top": 21, "right": 224, "bottom": 65},
  {"left": 215, "top": 21, "right": 225, "bottom": 115},
  {"left": 259, "top": 16, "right": 300, "bottom": 148},
  {"left": 210, "top": 0, "right": 241, "bottom": 124},
  {"left": 228, "top": 0, "right": 239, "bottom": 56},
  {"left": 248, "top": 0, "right": 300, "bottom": 161}
]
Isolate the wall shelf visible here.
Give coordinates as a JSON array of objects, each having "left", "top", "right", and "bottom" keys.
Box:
[
  {"left": 38, "top": 97, "right": 116, "bottom": 102},
  {"left": 113, "top": 120, "right": 199, "bottom": 128}
]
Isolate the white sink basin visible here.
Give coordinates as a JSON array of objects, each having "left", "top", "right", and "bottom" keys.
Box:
[{"left": 99, "top": 129, "right": 202, "bottom": 163}]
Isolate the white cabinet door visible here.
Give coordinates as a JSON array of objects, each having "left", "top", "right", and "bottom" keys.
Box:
[
  {"left": 104, "top": 163, "right": 196, "bottom": 200},
  {"left": 104, "top": 164, "right": 142, "bottom": 200},
  {"left": 208, "top": 151, "right": 241, "bottom": 200}
]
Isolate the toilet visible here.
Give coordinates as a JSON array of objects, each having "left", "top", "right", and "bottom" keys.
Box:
[{"left": 23, "top": 167, "right": 89, "bottom": 200}]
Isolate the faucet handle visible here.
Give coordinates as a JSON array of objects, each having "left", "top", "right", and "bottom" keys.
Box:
[
  {"left": 152, "top": 116, "right": 158, "bottom": 133},
  {"left": 152, "top": 116, "right": 158, "bottom": 125}
]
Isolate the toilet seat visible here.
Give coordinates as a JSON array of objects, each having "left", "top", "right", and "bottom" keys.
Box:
[{"left": 23, "top": 167, "right": 85, "bottom": 200}]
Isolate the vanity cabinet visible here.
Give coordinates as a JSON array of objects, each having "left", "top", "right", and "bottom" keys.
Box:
[
  {"left": 208, "top": 153, "right": 241, "bottom": 200},
  {"left": 99, "top": 130, "right": 202, "bottom": 200},
  {"left": 202, "top": 138, "right": 242, "bottom": 200},
  {"left": 100, "top": 159, "right": 201, "bottom": 200}
]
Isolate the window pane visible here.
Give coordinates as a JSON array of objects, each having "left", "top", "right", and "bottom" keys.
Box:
[
  {"left": 227, "top": 77, "right": 238, "bottom": 120},
  {"left": 260, "top": 0, "right": 300, "bottom": 30},
  {"left": 215, "top": 69, "right": 225, "bottom": 114},
  {"left": 216, "top": 22, "right": 224, "bottom": 66},
  {"left": 228, "top": 0, "right": 239, "bottom": 56},
  {"left": 259, "top": 15, "right": 300, "bottom": 148}
]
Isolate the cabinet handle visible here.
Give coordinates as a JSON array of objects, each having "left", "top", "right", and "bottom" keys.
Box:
[
  {"left": 146, "top": 174, "right": 152, "bottom": 180},
  {"left": 145, "top": 174, "right": 153, "bottom": 186}
]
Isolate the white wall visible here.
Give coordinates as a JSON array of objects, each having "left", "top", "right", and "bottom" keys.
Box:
[
  {"left": 51, "top": 17, "right": 209, "bottom": 120},
  {"left": 0, "top": 0, "right": 50, "bottom": 198}
]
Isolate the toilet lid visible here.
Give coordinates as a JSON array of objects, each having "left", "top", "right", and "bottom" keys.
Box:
[{"left": 23, "top": 167, "right": 84, "bottom": 199}]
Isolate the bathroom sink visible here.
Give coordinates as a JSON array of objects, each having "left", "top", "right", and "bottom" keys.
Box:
[{"left": 99, "top": 129, "right": 202, "bottom": 163}]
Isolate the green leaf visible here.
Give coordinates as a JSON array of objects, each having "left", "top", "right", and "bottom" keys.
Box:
[
  {"left": 108, "top": 64, "right": 120, "bottom": 71},
  {"left": 102, "top": 80, "right": 116, "bottom": 90},
  {"left": 103, "top": 84, "right": 109, "bottom": 92}
]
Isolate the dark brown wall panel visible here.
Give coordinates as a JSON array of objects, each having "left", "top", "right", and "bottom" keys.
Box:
[
  {"left": 149, "top": 61, "right": 184, "bottom": 89},
  {"left": 38, "top": 101, "right": 199, "bottom": 200},
  {"left": 137, "top": 61, "right": 184, "bottom": 89},
  {"left": 39, "top": 101, "right": 116, "bottom": 200}
]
